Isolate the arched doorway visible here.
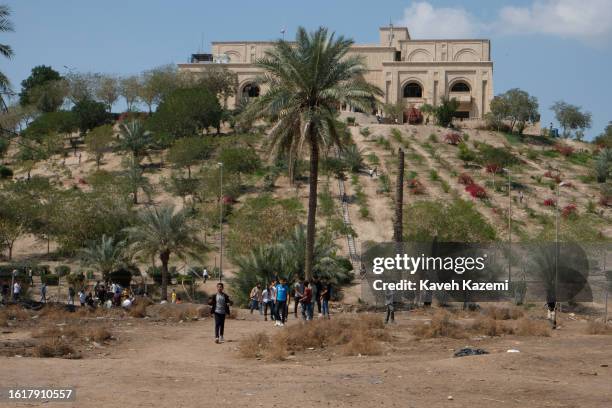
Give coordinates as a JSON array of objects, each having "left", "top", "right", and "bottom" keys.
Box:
[
  {"left": 403, "top": 82, "right": 423, "bottom": 98},
  {"left": 241, "top": 83, "right": 260, "bottom": 99},
  {"left": 450, "top": 81, "right": 470, "bottom": 93}
]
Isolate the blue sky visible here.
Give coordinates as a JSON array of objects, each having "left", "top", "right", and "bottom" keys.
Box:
[{"left": 2, "top": 0, "right": 611, "bottom": 139}]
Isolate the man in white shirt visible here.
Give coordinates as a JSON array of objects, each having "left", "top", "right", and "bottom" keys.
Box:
[{"left": 13, "top": 281, "right": 21, "bottom": 301}]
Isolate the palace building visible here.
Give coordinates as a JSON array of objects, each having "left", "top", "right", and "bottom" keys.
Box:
[{"left": 178, "top": 26, "right": 494, "bottom": 122}]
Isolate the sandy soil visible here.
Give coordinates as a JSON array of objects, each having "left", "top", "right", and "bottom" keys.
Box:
[{"left": 1, "top": 306, "right": 611, "bottom": 408}]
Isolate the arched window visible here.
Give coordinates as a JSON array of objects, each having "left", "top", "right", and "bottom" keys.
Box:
[
  {"left": 242, "top": 83, "right": 260, "bottom": 99},
  {"left": 450, "top": 82, "right": 470, "bottom": 93},
  {"left": 403, "top": 82, "right": 423, "bottom": 98}
]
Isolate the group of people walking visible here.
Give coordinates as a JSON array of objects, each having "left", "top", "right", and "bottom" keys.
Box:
[{"left": 248, "top": 276, "right": 332, "bottom": 325}]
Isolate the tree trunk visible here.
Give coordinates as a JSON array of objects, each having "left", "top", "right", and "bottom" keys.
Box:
[
  {"left": 393, "top": 148, "right": 404, "bottom": 242},
  {"left": 304, "top": 132, "right": 319, "bottom": 282},
  {"left": 160, "top": 251, "right": 170, "bottom": 301},
  {"left": 133, "top": 188, "right": 138, "bottom": 204}
]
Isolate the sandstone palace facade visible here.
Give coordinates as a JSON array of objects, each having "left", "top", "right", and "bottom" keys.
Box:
[{"left": 178, "top": 26, "right": 494, "bottom": 122}]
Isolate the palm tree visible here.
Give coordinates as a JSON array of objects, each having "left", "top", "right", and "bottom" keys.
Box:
[
  {"left": 243, "top": 27, "right": 382, "bottom": 280},
  {"left": 125, "top": 205, "right": 206, "bottom": 300},
  {"left": 0, "top": 5, "right": 14, "bottom": 110},
  {"left": 117, "top": 120, "right": 152, "bottom": 161},
  {"left": 79, "top": 234, "right": 129, "bottom": 282},
  {"left": 122, "top": 157, "right": 153, "bottom": 204}
]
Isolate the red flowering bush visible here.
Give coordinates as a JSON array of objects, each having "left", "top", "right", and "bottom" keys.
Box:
[
  {"left": 444, "top": 132, "right": 463, "bottom": 145},
  {"left": 543, "top": 198, "right": 556, "bottom": 207},
  {"left": 486, "top": 163, "right": 501, "bottom": 174},
  {"left": 544, "top": 171, "right": 562, "bottom": 183},
  {"left": 407, "top": 178, "right": 425, "bottom": 195},
  {"left": 555, "top": 143, "right": 575, "bottom": 157},
  {"left": 562, "top": 204, "right": 577, "bottom": 218},
  {"left": 458, "top": 173, "right": 474, "bottom": 185},
  {"left": 465, "top": 183, "right": 487, "bottom": 199}
]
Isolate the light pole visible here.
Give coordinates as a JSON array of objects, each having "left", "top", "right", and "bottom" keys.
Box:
[
  {"left": 503, "top": 168, "right": 512, "bottom": 282},
  {"left": 218, "top": 162, "right": 223, "bottom": 283}
]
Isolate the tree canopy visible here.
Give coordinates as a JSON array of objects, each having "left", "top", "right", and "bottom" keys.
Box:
[
  {"left": 489, "top": 88, "right": 540, "bottom": 134},
  {"left": 551, "top": 101, "right": 592, "bottom": 140},
  {"left": 149, "top": 86, "right": 222, "bottom": 138}
]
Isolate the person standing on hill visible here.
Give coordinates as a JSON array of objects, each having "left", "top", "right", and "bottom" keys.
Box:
[
  {"left": 261, "top": 284, "right": 273, "bottom": 321},
  {"left": 300, "top": 281, "right": 313, "bottom": 320},
  {"left": 249, "top": 283, "right": 262, "bottom": 314},
  {"left": 68, "top": 286, "right": 75, "bottom": 305},
  {"left": 320, "top": 278, "right": 332, "bottom": 319},
  {"left": 293, "top": 278, "right": 304, "bottom": 318},
  {"left": 274, "top": 278, "right": 290, "bottom": 326},
  {"left": 208, "top": 282, "right": 233, "bottom": 343},
  {"left": 269, "top": 280, "right": 277, "bottom": 322},
  {"left": 40, "top": 282, "right": 47, "bottom": 303},
  {"left": 13, "top": 281, "right": 21, "bottom": 302},
  {"left": 313, "top": 276, "right": 323, "bottom": 317}
]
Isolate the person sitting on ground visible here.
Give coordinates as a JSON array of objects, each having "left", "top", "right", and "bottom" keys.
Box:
[
  {"left": 208, "top": 282, "right": 233, "bottom": 343},
  {"left": 176, "top": 296, "right": 182, "bottom": 304}
]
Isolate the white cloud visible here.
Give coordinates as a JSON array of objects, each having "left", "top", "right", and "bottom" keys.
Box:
[
  {"left": 498, "top": 0, "right": 612, "bottom": 40},
  {"left": 397, "top": 1, "right": 612, "bottom": 42},
  {"left": 397, "top": 2, "right": 480, "bottom": 39}
]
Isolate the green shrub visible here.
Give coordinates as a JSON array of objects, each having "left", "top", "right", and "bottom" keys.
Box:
[
  {"left": 429, "top": 169, "right": 439, "bottom": 181},
  {"left": 0, "top": 165, "right": 13, "bottom": 179},
  {"left": 359, "top": 127, "right": 370, "bottom": 138},
  {"left": 346, "top": 117, "right": 356, "bottom": 125},
  {"left": 54, "top": 265, "right": 71, "bottom": 277},
  {"left": 428, "top": 133, "right": 438, "bottom": 143},
  {"left": 42, "top": 274, "right": 59, "bottom": 286},
  {"left": 378, "top": 173, "right": 391, "bottom": 193}
]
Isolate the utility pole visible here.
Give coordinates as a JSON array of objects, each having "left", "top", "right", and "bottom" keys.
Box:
[{"left": 218, "top": 162, "right": 224, "bottom": 283}]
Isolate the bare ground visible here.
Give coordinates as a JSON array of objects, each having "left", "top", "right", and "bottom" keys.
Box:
[{"left": 1, "top": 306, "right": 611, "bottom": 408}]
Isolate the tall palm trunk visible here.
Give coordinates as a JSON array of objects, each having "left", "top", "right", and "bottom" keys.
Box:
[
  {"left": 305, "top": 132, "right": 319, "bottom": 281},
  {"left": 393, "top": 148, "right": 404, "bottom": 242},
  {"left": 160, "top": 250, "right": 170, "bottom": 300}
]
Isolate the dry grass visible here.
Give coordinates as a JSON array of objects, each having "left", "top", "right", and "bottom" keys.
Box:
[
  {"left": 129, "top": 297, "right": 153, "bottom": 318},
  {"left": 32, "top": 323, "right": 111, "bottom": 340},
  {"left": 413, "top": 311, "right": 467, "bottom": 339},
  {"left": 484, "top": 306, "right": 524, "bottom": 320},
  {"left": 515, "top": 318, "right": 551, "bottom": 337},
  {"left": 239, "top": 332, "right": 271, "bottom": 358},
  {"left": 239, "top": 314, "right": 390, "bottom": 360},
  {"left": 470, "top": 317, "right": 514, "bottom": 337},
  {"left": 1, "top": 305, "right": 31, "bottom": 321},
  {"left": 34, "top": 337, "right": 77, "bottom": 358},
  {"left": 585, "top": 320, "right": 612, "bottom": 335},
  {"left": 156, "top": 304, "right": 205, "bottom": 321},
  {"left": 414, "top": 311, "right": 551, "bottom": 339}
]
